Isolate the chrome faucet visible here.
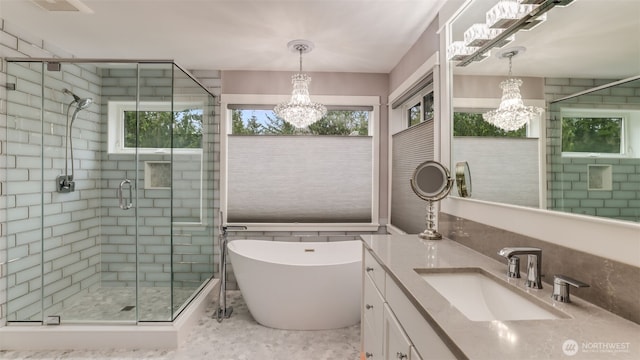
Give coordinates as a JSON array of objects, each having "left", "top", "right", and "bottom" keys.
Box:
[
  {"left": 498, "top": 247, "right": 543, "bottom": 289},
  {"left": 552, "top": 274, "right": 589, "bottom": 303}
]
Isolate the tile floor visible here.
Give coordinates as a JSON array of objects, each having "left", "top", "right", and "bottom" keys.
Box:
[
  {"left": 53, "top": 287, "right": 198, "bottom": 322},
  {"left": 0, "top": 291, "right": 361, "bottom": 360}
]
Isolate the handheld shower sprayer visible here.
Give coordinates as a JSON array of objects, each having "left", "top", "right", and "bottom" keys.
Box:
[{"left": 57, "top": 88, "right": 94, "bottom": 193}]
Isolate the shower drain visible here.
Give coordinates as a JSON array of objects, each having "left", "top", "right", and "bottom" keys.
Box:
[{"left": 120, "top": 305, "right": 135, "bottom": 311}]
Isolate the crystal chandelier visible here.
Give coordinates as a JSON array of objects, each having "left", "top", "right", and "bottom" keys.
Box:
[
  {"left": 483, "top": 47, "right": 543, "bottom": 131},
  {"left": 274, "top": 40, "right": 327, "bottom": 128}
]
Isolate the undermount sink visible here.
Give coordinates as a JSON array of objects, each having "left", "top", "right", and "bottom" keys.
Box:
[{"left": 416, "top": 268, "right": 567, "bottom": 322}]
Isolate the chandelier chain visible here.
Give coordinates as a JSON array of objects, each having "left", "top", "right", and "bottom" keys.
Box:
[{"left": 299, "top": 48, "right": 303, "bottom": 73}]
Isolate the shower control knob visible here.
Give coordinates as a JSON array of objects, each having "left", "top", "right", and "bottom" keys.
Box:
[
  {"left": 366, "top": 267, "right": 374, "bottom": 272},
  {"left": 365, "top": 352, "right": 373, "bottom": 358},
  {"left": 396, "top": 352, "right": 408, "bottom": 359},
  {"left": 365, "top": 304, "right": 373, "bottom": 310}
]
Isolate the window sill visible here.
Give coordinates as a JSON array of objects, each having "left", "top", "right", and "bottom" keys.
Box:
[{"left": 224, "top": 222, "right": 380, "bottom": 232}]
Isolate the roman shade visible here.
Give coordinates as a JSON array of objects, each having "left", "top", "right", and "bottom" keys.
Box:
[{"left": 227, "top": 135, "right": 373, "bottom": 223}]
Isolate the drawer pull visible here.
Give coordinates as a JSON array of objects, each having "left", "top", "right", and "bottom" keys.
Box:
[
  {"left": 366, "top": 267, "right": 374, "bottom": 272},
  {"left": 365, "top": 352, "right": 373, "bottom": 358},
  {"left": 365, "top": 304, "right": 374, "bottom": 310},
  {"left": 396, "top": 352, "right": 408, "bottom": 359}
]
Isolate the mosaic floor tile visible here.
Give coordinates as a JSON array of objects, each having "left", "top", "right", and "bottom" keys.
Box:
[{"left": 0, "top": 290, "right": 361, "bottom": 360}]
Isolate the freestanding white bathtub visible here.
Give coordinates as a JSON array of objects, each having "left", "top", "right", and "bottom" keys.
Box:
[{"left": 227, "top": 239, "right": 362, "bottom": 330}]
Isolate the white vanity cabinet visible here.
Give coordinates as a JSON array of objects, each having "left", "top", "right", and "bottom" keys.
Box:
[{"left": 362, "top": 248, "right": 456, "bottom": 360}]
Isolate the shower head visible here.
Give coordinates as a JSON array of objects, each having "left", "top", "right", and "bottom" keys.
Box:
[{"left": 76, "top": 97, "right": 93, "bottom": 110}]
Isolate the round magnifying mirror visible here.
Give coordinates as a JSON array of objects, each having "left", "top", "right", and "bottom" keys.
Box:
[
  {"left": 410, "top": 161, "right": 454, "bottom": 240},
  {"left": 411, "top": 161, "right": 452, "bottom": 201},
  {"left": 455, "top": 161, "right": 472, "bottom": 198}
]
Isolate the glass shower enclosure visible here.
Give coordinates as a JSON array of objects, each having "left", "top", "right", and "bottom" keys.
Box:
[{"left": 4, "top": 59, "right": 216, "bottom": 324}]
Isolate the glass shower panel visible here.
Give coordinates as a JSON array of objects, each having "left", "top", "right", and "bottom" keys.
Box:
[
  {"left": 5, "top": 61, "right": 44, "bottom": 322},
  {"left": 40, "top": 62, "right": 105, "bottom": 323},
  {"left": 170, "top": 66, "right": 216, "bottom": 318},
  {"left": 100, "top": 62, "right": 140, "bottom": 323},
  {"left": 136, "top": 63, "right": 174, "bottom": 321}
]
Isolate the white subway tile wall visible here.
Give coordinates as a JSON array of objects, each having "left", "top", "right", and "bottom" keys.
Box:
[{"left": 545, "top": 78, "right": 640, "bottom": 221}]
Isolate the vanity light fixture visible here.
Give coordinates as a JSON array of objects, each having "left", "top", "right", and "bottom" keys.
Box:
[
  {"left": 447, "top": 41, "right": 487, "bottom": 61},
  {"left": 464, "top": 23, "right": 515, "bottom": 48},
  {"left": 274, "top": 39, "right": 327, "bottom": 128},
  {"left": 486, "top": 0, "right": 547, "bottom": 30},
  {"left": 483, "top": 46, "right": 543, "bottom": 132},
  {"left": 449, "top": 0, "right": 575, "bottom": 65}
]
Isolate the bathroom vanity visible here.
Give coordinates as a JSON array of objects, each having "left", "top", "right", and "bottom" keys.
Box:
[{"left": 360, "top": 235, "right": 639, "bottom": 359}]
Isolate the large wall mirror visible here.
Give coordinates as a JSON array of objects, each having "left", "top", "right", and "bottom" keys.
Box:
[{"left": 448, "top": 0, "right": 640, "bottom": 224}]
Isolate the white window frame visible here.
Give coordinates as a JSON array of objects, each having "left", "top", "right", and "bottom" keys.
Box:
[
  {"left": 220, "top": 94, "right": 380, "bottom": 231},
  {"left": 560, "top": 108, "right": 630, "bottom": 158},
  {"left": 107, "top": 100, "right": 204, "bottom": 155}
]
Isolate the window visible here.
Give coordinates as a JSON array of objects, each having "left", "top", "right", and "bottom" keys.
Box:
[
  {"left": 454, "top": 111, "right": 526, "bottom": 137},
  {"left": 404, "top": 91, "right": 434, "bottom": 128},
  {"left": 108, "top": 101, "right": 204, "bottom": 154},
  {"left": 408, "top": 103, "right": 421, "bottom": 127},
  {"left": 561, "top": 109, "right": 627, "bottom": 157},
  {"left": 222, "top": 95, "right": 379, "bottom": 229},
  {"left": 230, "top": 108, "right": 370, "bottom": 135}
]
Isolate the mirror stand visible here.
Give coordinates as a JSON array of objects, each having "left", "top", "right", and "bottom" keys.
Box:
[{"left": 419, "top": 200, "right": 442, "bottom": 240}]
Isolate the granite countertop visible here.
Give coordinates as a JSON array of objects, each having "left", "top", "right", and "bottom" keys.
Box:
[{"left": 361, "top": 234, "right": 640, "bottom": 360}]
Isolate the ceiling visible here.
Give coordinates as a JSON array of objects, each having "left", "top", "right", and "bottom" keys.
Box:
[
  {"left": 1, "top": 0, "right": 638, "bottom": 79},
  {"left": 0, "top": 0, "right": 447, "bottom": 73}
]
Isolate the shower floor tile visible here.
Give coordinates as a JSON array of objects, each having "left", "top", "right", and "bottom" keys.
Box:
[
  {"left": 0, "top": 290, "right": 361, "bottom": 360},
  {"left": 54, "top": 287, "right": 197, "bottom": 322}
]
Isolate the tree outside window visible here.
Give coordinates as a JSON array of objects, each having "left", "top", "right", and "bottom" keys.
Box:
[
  {"left": 562, "top": 116, "right": 622, "bottom": 154},
  {"left": 231, "top": 109, "right": 369, "bottom": 136},
  {"left": 454, "top": 112, "right": 526, "bottom": 137},
  {"left": 124, "top": 109, "right": 203, "bottom": 148}
]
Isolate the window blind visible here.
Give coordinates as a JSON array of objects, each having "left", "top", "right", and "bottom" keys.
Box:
[
  {"left": 227, "top": 135, "right": 373, "bottom": 223},
  {"left": 390, "top": 121, "right": 434, "bottom": 233},
  {"left": 391, "top": 73, "right": 434, "bottom": 109}
]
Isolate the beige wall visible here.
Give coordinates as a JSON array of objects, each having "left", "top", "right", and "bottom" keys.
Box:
[
  {"left": 388, "top": 15, "right": 440, "bottom": 94},
  {"left": 453, "top": 74, "right": 545, "bottom": 99},
  {"left": 222, "top": 70, "right": 389, "bottom": 96}
]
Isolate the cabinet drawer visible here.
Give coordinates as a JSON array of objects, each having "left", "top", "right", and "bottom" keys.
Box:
[
  {"left": 364, "top": 272, "right": 385, "bottom": 349},
  {"left": 386, "top": 274, "right": 456, "bottom": 360},
  {"left": 364, "top": 249, "right": 385, "bottom": 294}
]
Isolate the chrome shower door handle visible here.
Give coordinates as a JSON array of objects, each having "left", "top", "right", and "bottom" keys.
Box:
[{"left": 117, "top": 179, "right": 133, "bottom": 210}]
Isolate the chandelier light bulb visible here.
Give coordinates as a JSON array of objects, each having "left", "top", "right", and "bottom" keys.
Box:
[
  {"left": 274, "top": 40, "right": 327, "bottom": 128},
  {"left": 483, "top": 46, "right": 543, "bottom": 132},
  {"left": 483, "top": 78, "right": 542, "bottom": 131}
]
